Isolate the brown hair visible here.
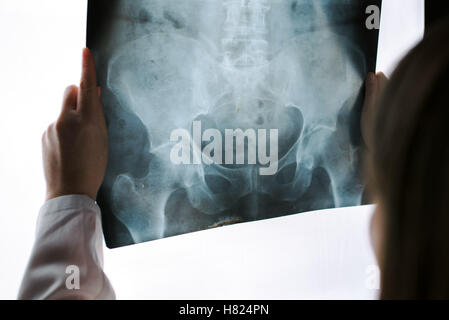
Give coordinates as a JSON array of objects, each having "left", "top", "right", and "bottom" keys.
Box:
[{"left": 368, "top": 19, "right": 449, "bottom": 299}]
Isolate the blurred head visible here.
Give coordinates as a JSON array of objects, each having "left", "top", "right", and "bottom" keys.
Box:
[{"left": 367, "top": 19, "right": 449, "bottom": 299}]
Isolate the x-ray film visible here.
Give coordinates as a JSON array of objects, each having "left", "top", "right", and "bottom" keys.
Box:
[{"left": 87, "top": 0, "right": 381, "bottom": 248}]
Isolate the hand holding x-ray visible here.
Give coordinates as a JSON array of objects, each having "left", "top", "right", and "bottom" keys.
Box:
[{"left": 42, "top": 49, "right": 108, "bottom": 202}]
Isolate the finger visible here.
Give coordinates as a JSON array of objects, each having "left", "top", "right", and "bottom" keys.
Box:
[
  {"left": 376, "top": 72, "right": 389, "bottom": 94},
  {"left": 61, "top": 85, "right": 78, "bottom": 116},
  {"left": 78, "top": 48, "right": 99, "bottom": 115},
  {"left": 362, "top": 73, "right": 378, "bottom": 149},
  {"left": 364, "top": 72, "right": 378, "bottom": 112}
]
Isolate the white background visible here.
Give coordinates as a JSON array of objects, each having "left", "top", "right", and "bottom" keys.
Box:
[{"left": 0, "top": 0, "right": 424, "bottom": 299}]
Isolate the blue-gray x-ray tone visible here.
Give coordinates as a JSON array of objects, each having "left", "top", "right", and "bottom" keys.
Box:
[{"left": 88, "top": 0, "right": 380, "bottom": 248}]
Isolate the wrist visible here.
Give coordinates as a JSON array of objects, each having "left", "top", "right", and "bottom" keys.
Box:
[{"left": 46, "top": 188, "right": 97, "bottom": 202}]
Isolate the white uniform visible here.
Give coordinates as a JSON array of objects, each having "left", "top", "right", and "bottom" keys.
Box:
[{"left": 18, "top": 195, "right": 115, "bottom": 300}]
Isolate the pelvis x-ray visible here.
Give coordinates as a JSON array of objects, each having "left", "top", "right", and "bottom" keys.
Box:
[{"left": 88, "top": 0, "right": 380, "bottom": 248}]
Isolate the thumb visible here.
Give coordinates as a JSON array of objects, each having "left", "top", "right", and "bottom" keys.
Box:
[{"left": 60, "top": 85, "right": 79, "bottom": 116}]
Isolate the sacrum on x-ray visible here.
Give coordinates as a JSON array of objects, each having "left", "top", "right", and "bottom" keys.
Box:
[{"left": 87, "top": 0, "right": 381, "bottom": 248}]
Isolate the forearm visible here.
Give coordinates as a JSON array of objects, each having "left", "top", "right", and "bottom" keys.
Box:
[{"left": 18, "top": 195, "right": 115, "bottom": 300}]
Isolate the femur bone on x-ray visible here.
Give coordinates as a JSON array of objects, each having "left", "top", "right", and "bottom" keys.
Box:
[{"left": 87, "top": 0, "right": 380, "bottom": 248}]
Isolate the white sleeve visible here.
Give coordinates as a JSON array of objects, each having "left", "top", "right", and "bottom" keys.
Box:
[{"left": 18, "top": 195, "right": 116, "bottom": 300}]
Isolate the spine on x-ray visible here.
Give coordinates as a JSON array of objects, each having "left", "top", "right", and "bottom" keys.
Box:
[{"left": 222, "top": 0, "right": 270, "bottom": 71}]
